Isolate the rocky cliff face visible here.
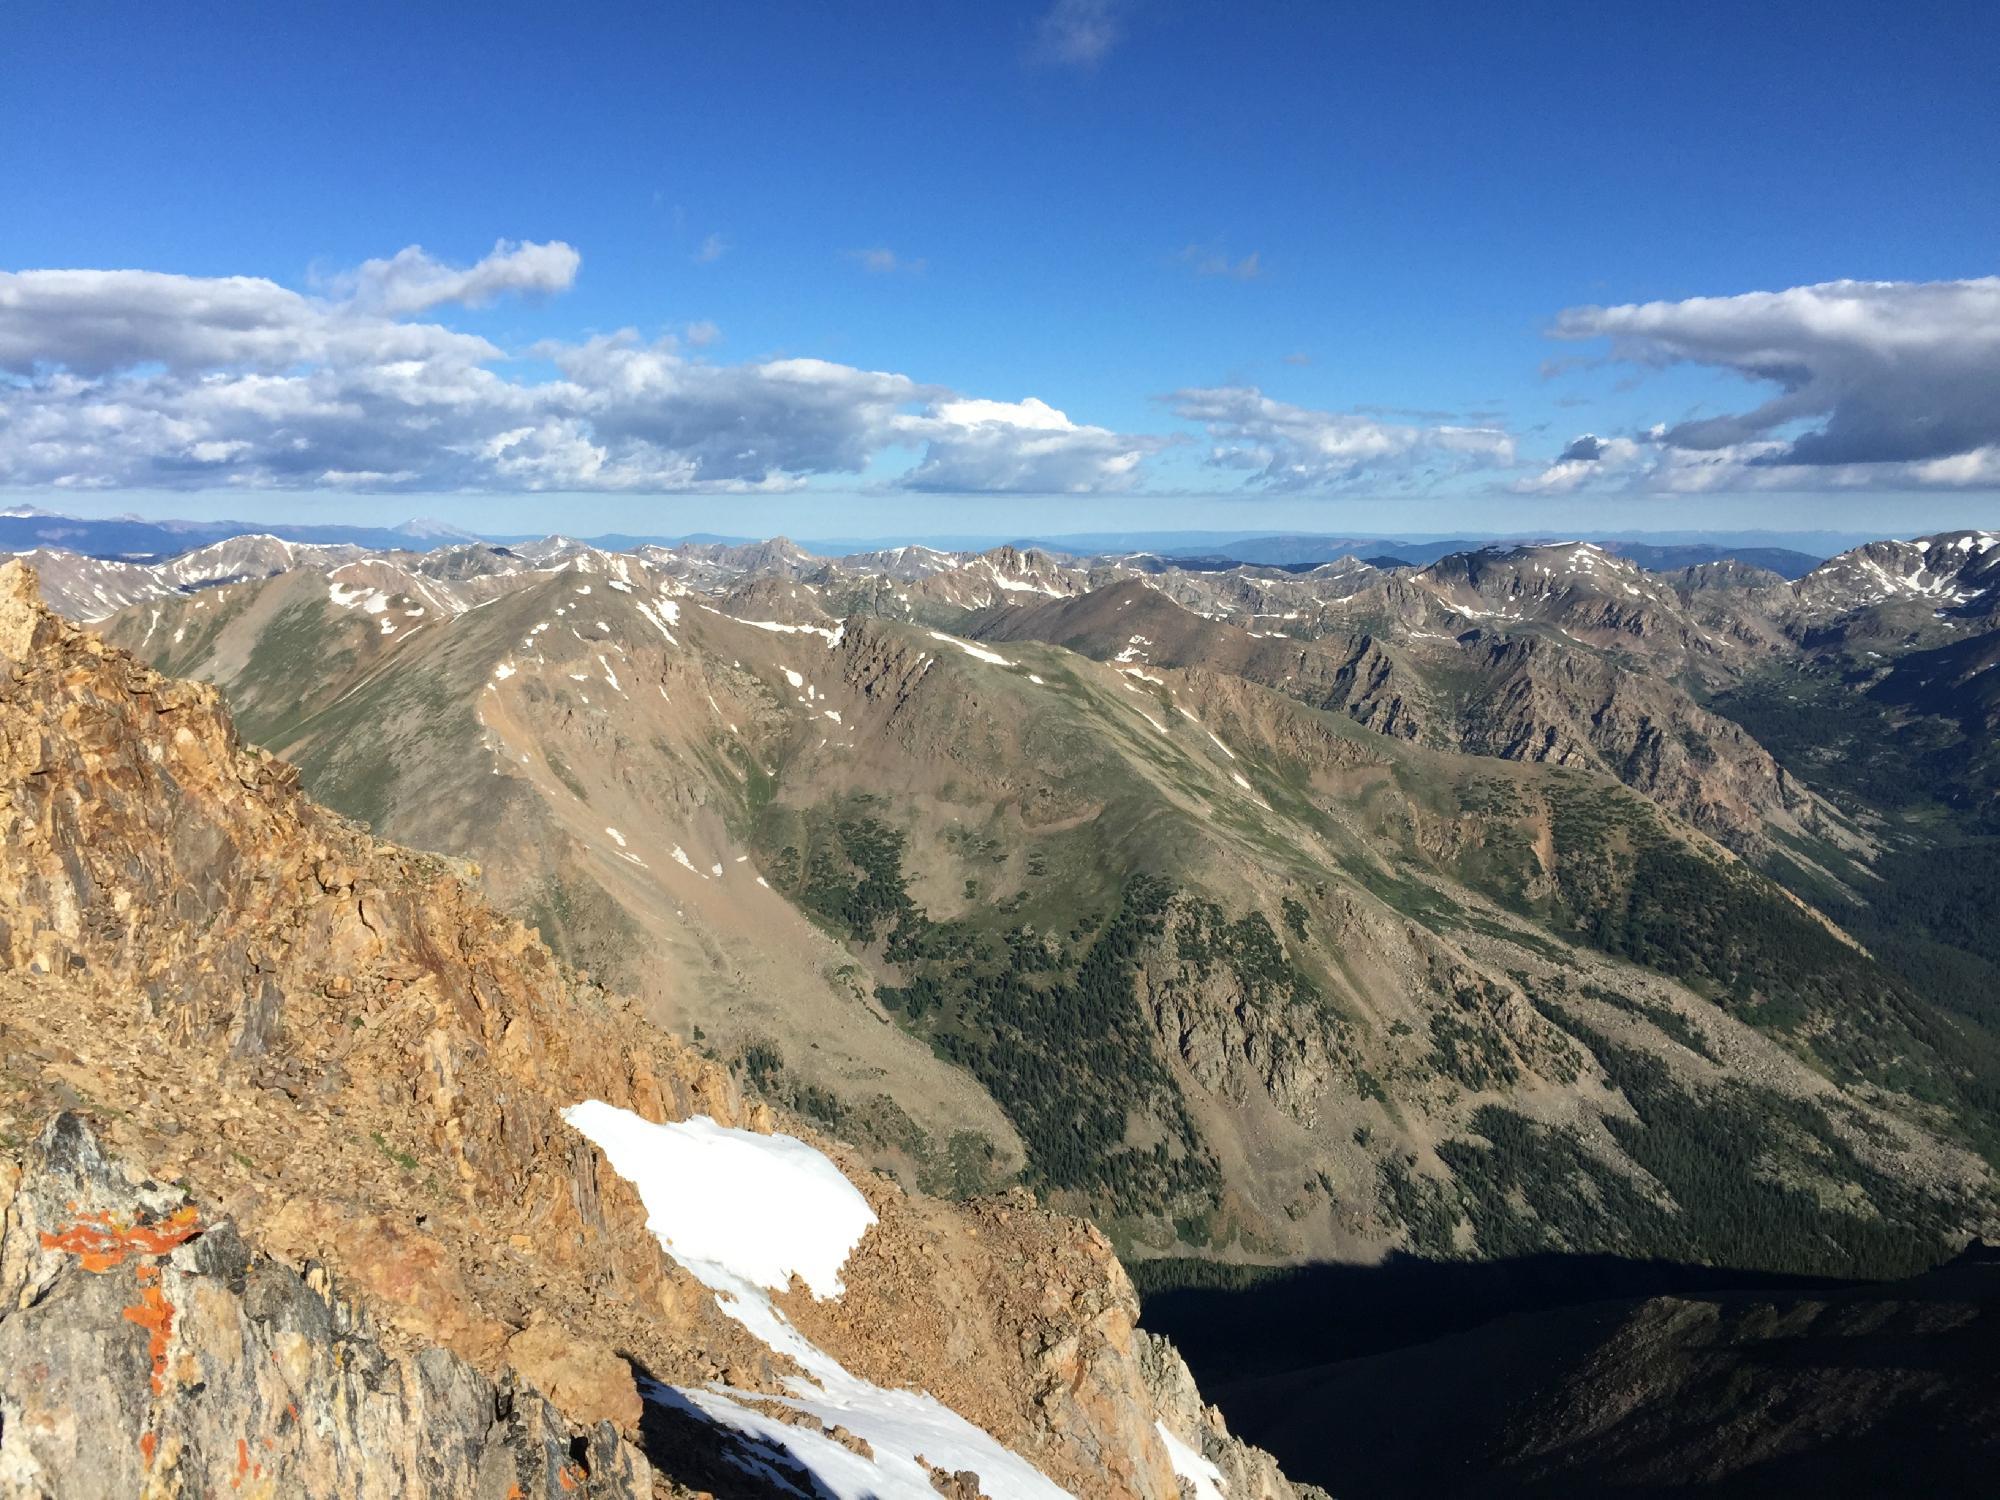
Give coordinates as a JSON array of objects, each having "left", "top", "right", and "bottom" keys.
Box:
[
  {"left": 1443, "top": 631, "right": 1837, "bottom": 851},
  {"left": 0, "top": 559, "right": 1313, "bottom": 1499},
  {"left": 0, "top": 1113, "right": 647, "bottom": 1498}
]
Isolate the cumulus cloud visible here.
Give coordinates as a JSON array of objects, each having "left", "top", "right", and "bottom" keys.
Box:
[
  {"left": 0, "top": 244, "right": 1151, "bottom": 496},
  {"left": 1034, "top": 0, "right": 1124, "bottom": 66},
  {"left": 1171, "top": 386, "right": 1515, "bottom": 490},
  {"left": 340, "top": 239, "right": 580, "bottom": 315},
  {"left": 0, "top": 268, "right": 494, "bottom": 377},
  {"left": 895, "top": 396, "right": 1152, "bottom": 493},
  {"left": 552, "top": 335, "right": 927, "bottom": 486},
  {"left": 1544, "top": 276, "right": 2000, "bottom": 491},
  {"left": 1513, "top": 432, "right": 1655, "bottom": 494}
]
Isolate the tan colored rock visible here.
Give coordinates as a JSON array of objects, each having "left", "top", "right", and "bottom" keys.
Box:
[{"left": 505, "top": 1320, "right": 644, "bottom": 1432}]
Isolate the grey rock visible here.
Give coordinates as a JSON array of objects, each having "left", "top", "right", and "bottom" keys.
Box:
[{"left": 0, "top": 1113, "right": 649, "bottom": 1499}]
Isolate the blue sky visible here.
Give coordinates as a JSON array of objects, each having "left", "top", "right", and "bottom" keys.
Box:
[{"left": 2, "top": 0, "right": 1997, "bottom": 539}]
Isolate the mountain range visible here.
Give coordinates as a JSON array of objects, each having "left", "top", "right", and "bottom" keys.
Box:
[
  {"left": 3, "top": 504, "right": 1845, "bottom": 576},
  {"left": 9, "top": 521, "right": 2000, "bottom": 1492}
]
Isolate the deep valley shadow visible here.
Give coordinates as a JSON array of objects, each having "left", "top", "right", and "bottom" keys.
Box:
[
  {"left": 1139, "top": 1249, "right": 1847, "bottom": 1385},
  {"left": 1140, "top": 1245, "right": 2000, "bottom": 1498}
]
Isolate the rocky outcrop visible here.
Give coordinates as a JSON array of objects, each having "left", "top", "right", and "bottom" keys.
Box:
[
  {"left": 1140, "top": 954, "right": 1338, "bottom": 1127},
  {"left": 1139, "top": 1331, "right": 1328, "bottom": 1500},
  {"left": 0, "top": 1113, "right": 646, "bottom": 1499},
  {"left": 0, "top": 558, "right": 1310, "bottom": 1497}
]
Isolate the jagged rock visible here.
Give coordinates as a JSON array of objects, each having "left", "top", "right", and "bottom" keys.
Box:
[
  {"left": 1137, "top": 1331, "right": 1332, "bottom": 1500},
  {"left": 0, "top": 1113, "right": 647, "bottom": 1499}
]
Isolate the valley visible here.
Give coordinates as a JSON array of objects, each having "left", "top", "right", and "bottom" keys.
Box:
[
  {"left": 14, "top": 522, "right": 2000, "bottom": 1492},
  {"left": 48, "top": 531, "right": 2000, "bottom": 1271}
]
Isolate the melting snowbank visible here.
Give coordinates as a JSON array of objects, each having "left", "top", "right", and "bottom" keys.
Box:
[
  {"left": 563, "top": 1104, "right": 871, "bottom": 1298},
  {"left": 561, "top": 1102, "right": 1075, "bottom": 1499}
]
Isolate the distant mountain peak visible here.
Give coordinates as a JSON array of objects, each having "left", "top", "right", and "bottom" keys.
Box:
[{"left": 392, "top": 517, "right": 482, "bottom": 540}]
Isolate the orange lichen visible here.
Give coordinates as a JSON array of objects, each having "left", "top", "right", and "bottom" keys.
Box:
[
  {"left": 233, "top": 1436, "right": 250, "bottom": 1489},
  {"left": 122, "top": 1269, "right": 175, "bottom": 1395},
  {"left": 39, "top": 1204, "right": 201, "bottom": 1272},
  {"left": 139, "top": 1431, "right": 158, "bottom": 1467}
]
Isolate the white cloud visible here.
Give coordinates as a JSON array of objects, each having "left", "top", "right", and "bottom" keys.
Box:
[
  {"left": 847, "top": 247, "right": 927, "bottom": 275},
  {"left": 0, "top": 268, "right": 491, "bottom": 376},
  {"left": 896, "top": 396, "right": 1152, "bottom": 494},
  {"left": 1911, "top": 446, "right": 2000, "bottom": 487},
  {"left": 1513, "top": 432, "right": 1655, "bottom": 494},
  {"left": 340, "top": 238, "right": 580, "bottom": 315},
  {"left": 1171, "top": 386, "right": 1515, "bottom": 490},
  {"left": 1180, "top": 246, "right": 1262, "bottom": 281},
  {"left": 694, "top": 233, "right": 728, "bottom": 265},
  {"left": 1546, "top": 277, "right": 2000, "bottom": 491},
  {"left": 0, "top": 245, "right": 1153, "bottom": 497},
  {"left": 552, "top": 335, "right": 927, "bottom": 486},
  {"left": 1034, "top": 0, "right": 1124, "bottom": 66}
]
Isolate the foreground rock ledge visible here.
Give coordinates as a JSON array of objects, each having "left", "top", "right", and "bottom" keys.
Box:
[{"left": 0, "top": 1113, "right": 648, "bottom": 1499}]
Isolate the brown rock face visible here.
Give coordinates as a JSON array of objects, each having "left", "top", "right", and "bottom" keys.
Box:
[{"left": 0, "top": 558, "right": 1311, "bottom": 1496}]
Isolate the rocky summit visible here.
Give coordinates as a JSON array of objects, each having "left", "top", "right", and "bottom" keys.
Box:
[{"left": 0, "top": 557, "right": 1316, "bottom": 1498}]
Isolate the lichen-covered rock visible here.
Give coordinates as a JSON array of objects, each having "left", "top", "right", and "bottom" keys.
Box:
[{"left": 0, "top": 1113, "right": 647, "bottom": 1499}]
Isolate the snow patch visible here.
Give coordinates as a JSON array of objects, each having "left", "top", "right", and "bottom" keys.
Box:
[
  {"left": 927, "top": 630, "right": 1014, "bottom": 667},
  {"left": 635, "top": 600, "right": 680, "bottom": 644},
  {"left": 562, "top": 1104, "right": 1071, "bottom": 1500},
  {"left": 560, "top": 1105, "right": 872, "bottom": 1299},
  {"left": 1156, "top": 1421, "right": 1227, "bottom": 1500},
  {"left": 728, "top": 615, "right": 840, "bottom": 643}
]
